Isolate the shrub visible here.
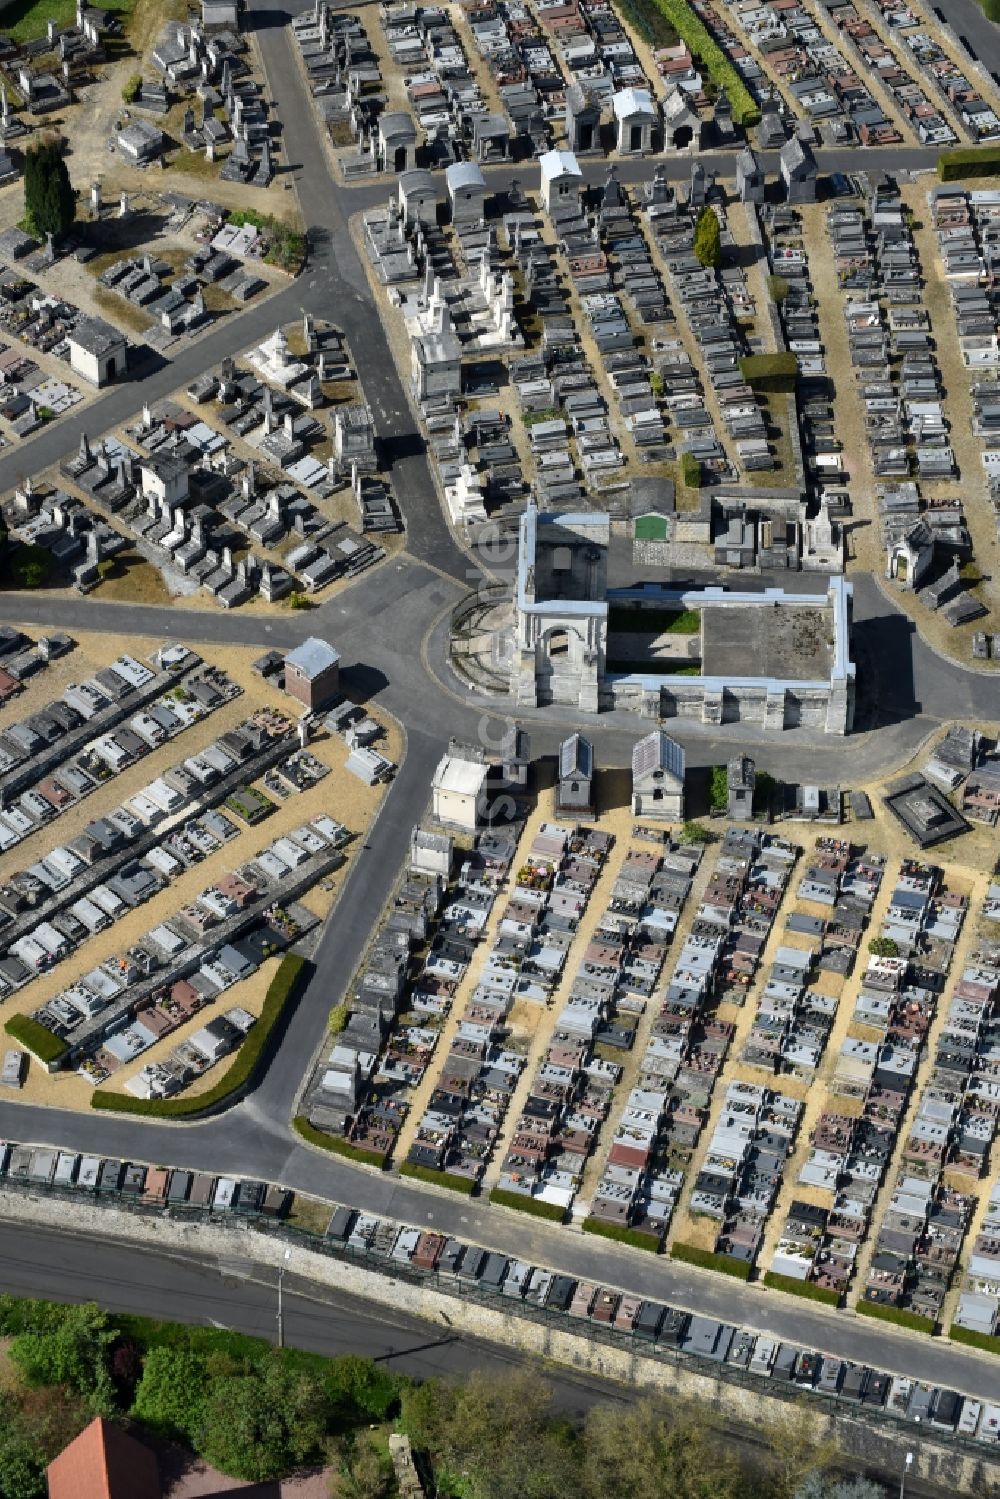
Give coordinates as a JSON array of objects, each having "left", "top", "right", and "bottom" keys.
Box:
[
  {"left": 489, "top": 1188, "right": 565, "bottom": 1222},
  {"left": 856, "top": 1301, "right": 934, "bottom": 1333},
  {"left": 582, "top": 1218, "right": 662, "bottom": 1251},
  {"left": 122, "top": 74, "right": 143, "bottom": 103},
  {"left": 12, "top": 545, "right": 52, "bottom": 589},
  {"left": 4, "top": 1015, "right": 67, "bottom": 1066},
  {"left": 739, "top": 352, "right": 798, "bottom": 393},
  {"left": 132, "top": 1347, "right": 208, "bottom": 1438},
  {"left": 91, "top": 954, "right": 308, "bottom": 1117},
  {"left": 938, "top": 144, "right": 1000, "bottom": 180},
  {"left": 226, "top": 209, "right": 305, "bottom": 272},
  {"left": 767, "top": 274, "right": 789, "bottom": 304},
  {"left": 670, "top": 1243, "right": 752, "bottom": 1280},
  {"left": 763, "top": 1272, "right": 840, "bottom": 1306},
  {"left": 10, "top": 1302, "right": 118, "bottom": 1409},
  {"left": 868, "top": 936, "right": 899, "bottom": 958},
  {"left": 292, "top": 1116, "right": 389, "bottom": 1169},
  {"left": 709, "top": 765, "right": 728, "bottom": 814},
  {"left": 680, "top": 820, "right": 710, "bottom": 845},
  {"left": 328, "top": 1003, "right": 348, "bottom": 1035},
  {"left": 399, "top": 1162, "right": 477, "bottom": 1194},
  {"left": 680, "top": 451, "right": 701, "bottom": 488}
]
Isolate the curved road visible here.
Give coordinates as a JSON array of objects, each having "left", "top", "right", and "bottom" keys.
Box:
[{"left": 0, "top": 3, "right": 999, "bottom": 1408}]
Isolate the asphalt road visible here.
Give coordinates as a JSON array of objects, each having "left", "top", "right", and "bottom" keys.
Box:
[
  {"left": 933, "top": 0, "right": 1000, "bottom": 78},
  {"left": 0, "top": 4, "right": 999, "bottom": 1411},
  {"left": 0, "top": 1219, "right": 620, "bottom": 1405}
]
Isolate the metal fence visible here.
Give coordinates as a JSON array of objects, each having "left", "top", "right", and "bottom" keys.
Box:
[{"left": 4, "top": 1171, "right": 994, "bottom": 1464}]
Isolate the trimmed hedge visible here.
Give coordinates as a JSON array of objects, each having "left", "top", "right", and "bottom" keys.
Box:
[
  {"left": 91, "top": 954, "right": 308, "bottom": 1118},
  {"left": 489, "top": 1187, "right": 566, "bottom": 1222},
  {"left": 949, "top": 1324, "right": 1000, "bottom": 1355},
  {"left": 400, "top": 1161, "right": 477, "bottom": 1195},
  {"left": 583, "top": 1217, "right": 662, "bottom": 1252},
  {"left": 4, "top": 1013, "right": 68, "bottom": 1066},
  {"left": 857, "top": 1300, "right": 935, "bottom": 1334},
  {"left": 739, "top": 352, "right": 798, "bottom": 393},
  {"left": 649, "top": 0, "right": 759, "bottom": 125},
  {"left": 670, "top": 1243, "right": 752, "bottom": 1280},
  {"left": 293, "top": 1116, "right": 388, "bottom": 1169},
  {"left": 939, "top": 144, "right": 1000, "bottom": 180},
  {"left": 764, "top": 1271, "right": 840, "bottom": 1306}
]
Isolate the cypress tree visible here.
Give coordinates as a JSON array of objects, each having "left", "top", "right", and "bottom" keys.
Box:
[{"left": 22, "top": 138, "right": 76, "bottom": 242}]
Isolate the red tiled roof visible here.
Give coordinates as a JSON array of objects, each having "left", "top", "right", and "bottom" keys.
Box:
[{"left": 47, "top": 1417, "right": 161, "bottom": 1499}]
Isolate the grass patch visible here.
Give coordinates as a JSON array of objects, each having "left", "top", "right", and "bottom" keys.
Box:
[
  {"left": 293, "top": 1116, "right": 389, "bottom": 1169},
  {"left": 949, "top": 1324, "right": 1000, "bottom": 1354},
  {"left": 399, "top": 1162, "right": 477, "bottom": 1194},
  {"left": 489, "top": 1188, "right": 565, "bottom": 1222},
  {"left": 605, "top": 660, "right": 701, "bottom": 675},
  {"left": 670, "top": 1243, "right": 752, "bottom": 1280},
  {"left": 857, "top": 1300, "right": 935, "bottom": 1333},
  {"left": 634, "top": 513, "right": 669, "bottom": 542},
  {"left": 3, "top": 1013, "right": 68, "bottom": 1066},
  {"left": 763, "top": 1271, "right": 841, "bottom": 1306},
  {"left": 3, "top": 0, "right": 131, "bottom": 42},
  {"left": 608, "top": 606, "right": 700, "bottom": 634},
  {"left": 90, "top": 955, "right": 308, "bottom": 1117},
  {"left": 169, "top": 146, "right": 228, "bottom": 178},
  {"left": 582, "top": 1218, "right": 662, "bottom": 1251}
]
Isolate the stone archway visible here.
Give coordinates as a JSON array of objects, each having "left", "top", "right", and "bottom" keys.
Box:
[{"left": 537, "top": 624, "right": 582, "bottom": 705}]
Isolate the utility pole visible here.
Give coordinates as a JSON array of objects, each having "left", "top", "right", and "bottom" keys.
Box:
[
  {"left": 276, "top": 1248, "right": 291, "bottom": 1349},
  {"left": 899, "top": 1450, "right": 914, "bottom": 1499}
]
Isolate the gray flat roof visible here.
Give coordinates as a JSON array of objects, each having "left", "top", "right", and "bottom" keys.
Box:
[{"left": 701, "top": 600, "right": 834, "bottom": 682}]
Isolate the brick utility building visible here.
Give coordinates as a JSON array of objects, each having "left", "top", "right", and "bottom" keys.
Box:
[{"left": 283, "top": 636, "right": 341, "bottom": 711}]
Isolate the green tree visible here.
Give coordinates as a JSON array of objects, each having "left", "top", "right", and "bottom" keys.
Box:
[
  {"left": 693, "top": 205, "right": 721, "bottom": 269},
  {"left": 131, "top": 1347, "right": 208, "bottom": 1439},
  {"left": 22, "top": 139, "right": 76, "bottom": 243},
  {"left": 680, "top": 820, "right": 710, "bottom": 844},
  {"left": 9, "top": 1303, "right": 118, "bottom": 1410},
  {"left": 710, "top": 764, "right": 728, "bottom": 813},
  {"left": 582, "top": 1401, "right": 741, "bottom": 1499},
  {"left": 868, "top": 936, "right": 899, "bottom": 959},
  {"left": 409, "top": 1370, "right": 580, "bottom": 1499},
  {"left": 194, "top": 1357, "right": 330, "bottom": 1482}
]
